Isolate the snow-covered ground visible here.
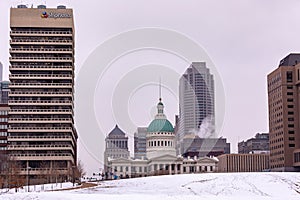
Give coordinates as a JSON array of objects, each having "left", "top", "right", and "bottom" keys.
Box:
[
  {"left": 0, "top": 182, "right": 77, "bottom": 194},
  {"left": 1, "top": 173, "right": 300, "bottom": 200}
]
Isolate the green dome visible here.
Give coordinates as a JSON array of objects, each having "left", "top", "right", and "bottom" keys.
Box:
[{"left": 147, "top": 119, "right": 174, "bottom": 133}]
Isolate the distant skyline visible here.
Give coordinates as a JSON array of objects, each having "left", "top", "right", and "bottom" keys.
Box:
[{"left": 1, "top": 0, "right": 300, "bottom": 174}]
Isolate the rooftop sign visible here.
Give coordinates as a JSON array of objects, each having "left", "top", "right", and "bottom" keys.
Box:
[{"left": 41, "top": 11, "right": 71, "bottom": 19}]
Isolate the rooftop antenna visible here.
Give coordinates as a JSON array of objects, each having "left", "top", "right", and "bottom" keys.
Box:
[{"left": 159, "top": 77, "right": 162, "bottom": 102}]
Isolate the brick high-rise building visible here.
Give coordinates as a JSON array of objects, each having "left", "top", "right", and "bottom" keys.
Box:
[
  {"left": 267, "top": 53, "right": 300, "bottom": 172},
  {"left": 8, "top": 5, "right": 77, "bottom": 183}
]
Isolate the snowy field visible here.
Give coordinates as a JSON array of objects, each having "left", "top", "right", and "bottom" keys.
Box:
[{"left": 1, "top": 173, "right": 300, "bottom": 200}]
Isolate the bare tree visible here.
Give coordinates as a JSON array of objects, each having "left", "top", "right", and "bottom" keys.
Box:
[
  {"left": 0, "top": 151, "right": 8, "bottom": 189},
  {"left": 74, "top": 160, "right": 86, "bottom": 183},
  {"left": 7, "top": 156, "right": 25, "bottom": 192}
]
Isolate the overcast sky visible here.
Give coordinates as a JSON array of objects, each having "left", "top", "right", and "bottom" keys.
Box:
[{"left": 1, "top": 0, "right": 300, "bottom": 174}]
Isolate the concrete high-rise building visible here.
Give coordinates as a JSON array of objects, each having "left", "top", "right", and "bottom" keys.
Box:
[
  {"left": 0, "top": 105, "right": 9, "bottom": 153},
  {"left": 134, "top": 127, "right": 147, "bottom": 159},
  {"left": 238, "top": 133, "right": 269, "bottom": 154},
  {"left": 267, "top": 53, "right": 300, "bottom": 172},
  {"left": 8, "top": 5, "right": 77, "bottom": 183},
  {"left": 0, "top": 81, "right": 10, "bottom": 104},
  {"left": 177, "top": 62, "right": 215, "bottom": 154}
]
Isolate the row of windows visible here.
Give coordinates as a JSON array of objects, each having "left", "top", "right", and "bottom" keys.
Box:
[
  {"left": 0, "top": 111, "right": 8, "bottom": 115},
  {"left": 0, "top": 118, "right": 8, "bottom": 122},
  {"left": 0, "top": 132, "right": 7, "bottom": 136},
  {"left": 0, "top": 140, "right": 7, "bottom": 143},
  {"left": 148, "top": 140, "right": 173, "bottom": 147},
  {"left": 0, "top": 125, "right": 7, "bottom": 129}
]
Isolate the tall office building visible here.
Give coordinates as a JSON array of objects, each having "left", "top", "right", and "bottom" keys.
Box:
[
  {"left": 8, "top": 5, "right": 77, "bottom": 183},
  {"left": 0, "top": 81, "right": 10, "bottom": 104},
  {"left": 0, "top": 81, "right": 10, "bottom": 154},
  {"left": 267, "top": 53, "right": 300, "bottom": 172},
  {"left": 134, "top": 127, "right": 147, "bottom": 159},
  {"left": 177, "top": 62, "right": 215, "bottom": 154}
]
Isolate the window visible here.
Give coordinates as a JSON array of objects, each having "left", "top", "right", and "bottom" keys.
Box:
[
  {"left": 289, "top": 144, "right": 295, "bottom": 148},
  {"left": 288, "top": 124, "right": 294, "bottom": 128},
  {"left": 288, "top": 111, "right": 294, "bottom": 115},
  {"left": 287, "top": 92, "right": 293, "bottom": 95},
  {"left": 288, "top": 105, "right": 294, "bottom": 108},
  {"left": 289, "top": 137, "right": 295, "bottom": 141},
  {"left": 287, "top": 71, "right": 293, "bottom": 82},
  {"left": 287, "top": 98, "right": 293, "bottom": 102},
  {"left": 287, "top": 85, "right": 293, "bottom": 89},
  {"left": 288, "top": 118, "right": 294, "bottom": 121}
]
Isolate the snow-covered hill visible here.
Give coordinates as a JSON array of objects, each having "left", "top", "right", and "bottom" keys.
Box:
[{"left": 1, "top": 173, "right": 300, "bottom": 200}]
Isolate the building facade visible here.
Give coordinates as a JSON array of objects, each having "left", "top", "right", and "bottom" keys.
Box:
[
  {"left": 238, "top": 133, "right": 269, "bottom": 154},
  {"left": 177, "top": 62, "right": 215, "bottom": 155},
  {"left": 0, "top": 105, "right": 9, "bottom": 153},
  {"left": 104, "top": 125, "right": 130, "bottom": 172},
  {"left": 267, "top": 54, "right": 300, "bottom": 172},
  {"left": 217, "top": 154, "right": 270, "bottom": 172},
  {"left": 106, "top": 97, "right": 218, "bottom": 179},
  {"left": 8, "top": 5, "right": 77, "bottom": 183},
  {"left": 0, "top": 81, "right": 10, "bottom": 104},
  {"left": 134, "top": 127, "right": 147, "bottom": 159},
  {"left": 182, "top": 134, "right": 230, "bottom": 157}
]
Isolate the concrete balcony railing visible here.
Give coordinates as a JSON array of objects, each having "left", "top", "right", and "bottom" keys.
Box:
[
  {"left": 10, "top": 39, "right": 73, "bottom": 45},
  {"left": 9, "top": 83, "right": 73, "bottom": 88},
  {"left": 9, "top": 109, "right": 73, "bottom": 114},
  {"left": 9, "top": 65, "right": 73, "bottom": 70},
  {"left": 10, "top": 30, "right": 72, "bottom": 36},
  {"left": 9, "top": 91, "right": 73, "bottom": 97},
  {"left": 7, "top": 135, "right": 75, "bottom": 145},
  {"left": 8, "top": 118, "right": 73, "bottom": 123},
  {"left": 9, "top": 74, "right": 73, "bottom": 79},
  {"left": 18, "top": 168, "right": 69, "bottom": 175},
  {"left": 9, "top": 100, "right": 73, "bottom": 106},
  {"left": 9, "top": 56, "right": 73, "bottom": 63},
  {"left": 8, "top": 127, "right": 73, "bottom": 132},
  {"left": 8, "top": 135, "right": 72, "bottom": 140},
  {"left": 10, "top": 153, "right": 74, "bottom": 161},
  {"left": 9, "top": 48, "right": 73, "bottom": 53},
  {"left": 8, "top": 144, "right": 74, "bottom": 153}
]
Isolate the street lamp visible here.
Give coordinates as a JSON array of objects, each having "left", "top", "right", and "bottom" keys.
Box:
[
  {"left": 72, "top": 165, "right": 75, "bottom": 187},
  {"left": 27, "top": 166, "right": 31, "bottom": 192}
]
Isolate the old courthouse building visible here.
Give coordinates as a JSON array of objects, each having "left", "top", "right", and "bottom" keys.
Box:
[{"left": 105, "top": 97, "right": 218, "bottom": 178}]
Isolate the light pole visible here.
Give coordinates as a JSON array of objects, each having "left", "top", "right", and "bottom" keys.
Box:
[
  {"left": 72, "top": 165, "right": 75, "bottom": 187},
  {"left": 27, "top": 166, "right": 31, "bottom": 192}
]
